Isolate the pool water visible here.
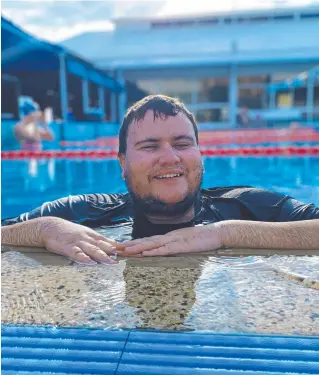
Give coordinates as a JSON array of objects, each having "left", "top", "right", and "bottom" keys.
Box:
[
  {"left": 1, "top": 156, "right": 319, "bottom": 335},
  {"left": 2, "top": 156, "right": 319, "bottom": 218}
]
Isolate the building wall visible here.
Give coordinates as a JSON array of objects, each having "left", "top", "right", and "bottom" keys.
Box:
[{"left": 61, "top": 7, "right": 319, "bottom": 128}]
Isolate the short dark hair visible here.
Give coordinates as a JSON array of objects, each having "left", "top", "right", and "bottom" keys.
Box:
[{"left": 118, "top": 95, "right": 198, "bottom": 155}]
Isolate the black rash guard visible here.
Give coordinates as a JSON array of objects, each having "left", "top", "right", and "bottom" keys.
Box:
[{"left": 2, "top": 186, "right": 318, "bottom": 239}]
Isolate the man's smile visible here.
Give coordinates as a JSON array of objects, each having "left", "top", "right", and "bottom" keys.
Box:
[{"left": 154, "top": 173, "right": 183, "bottom": 179}]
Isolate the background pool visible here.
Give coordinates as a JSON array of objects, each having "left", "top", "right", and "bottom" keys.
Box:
[{"left": 2, "top": 156, "right": 319, "bottom": 219}]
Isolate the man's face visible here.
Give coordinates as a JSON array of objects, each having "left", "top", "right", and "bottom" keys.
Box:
[{"left": 119, "top": 110, "right": 203, "bottom": 215}]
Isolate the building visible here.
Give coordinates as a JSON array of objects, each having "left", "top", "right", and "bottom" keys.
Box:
[
  {"left": 62, "top": 5, "right": 319, "bottom": 129},
  {"left": 1, "top": 16, "right": 123, "bottom": 150}
]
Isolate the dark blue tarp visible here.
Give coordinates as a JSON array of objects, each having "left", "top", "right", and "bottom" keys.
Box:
[{"left": 1, "top": 16, "right": 123, "bottom": 92}]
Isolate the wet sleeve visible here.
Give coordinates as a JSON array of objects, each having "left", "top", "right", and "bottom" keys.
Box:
[
  {"left": 278, "top": 198, "right": 319, "bottom": 221},
  {"left": 236, "top": 188, "right": 319, "bottom": 222},
  {"left": 1, "top": 194, "right": 94, "bottom": 226}
]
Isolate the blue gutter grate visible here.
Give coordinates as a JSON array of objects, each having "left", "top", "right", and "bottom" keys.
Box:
[{"left": 2, "top": 325, "right": 319, "bottom": 375}]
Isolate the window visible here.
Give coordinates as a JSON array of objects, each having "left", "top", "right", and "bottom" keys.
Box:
[
  {"left": 66, "top": 74, "right": 83, "bottom": 121},
  {"left": 273, "top": 15, "right": 294, "bottom": 21},
  {"left": 300, "top": 13, "right": 319, "bottom": 19},
  {"left": 151, "top": 21, "right": 172, "bottom": 29},
  {"left": 237, "top": 16, "right": 269, "bottom": 23},
  {"left": 174, "top": 20, "right": 194, "bottom": 27},
  {"left": 238, "top": 87, "right": 266, "bottom": 109},
  {"left": 294, "top": 88, "right": 307, "bottom": 107},
  {"left": 135, "top": 80, "right": 159, "bottom": 95},
  {"left": 277, "top": 92, "right": 293, "bottom": 108},
  {"left": 238, "top": 75, "right": 268, "bottom": 85},
  {"left": 160, "top": 79, "right": 193, "bottom": 104},
  {"left": 135, "top": 79, "right": 193, "bottom": 104},
  {"left": 104, "top": 90, "right": 112, "bottom": 122},
  {"left": 271, "top": 73, "right": 295, "bottom": 83},
  {"left": 88, "top": 81, "right": 99, "bottom": 108},
  {"left": 1, "top": 77, "right": 19, "bottom": 120},
  {"left": 195, "top": 108, "right": 228, "bottom": 123},
  {"left": 126, "top": 80, "right": 149, "bottom": 107},
  {"left": 197, "top": 18, "right": 218, "bottom": 26},
  {"left": 197, "top": 78, "right": 229, "bottom": 103}
]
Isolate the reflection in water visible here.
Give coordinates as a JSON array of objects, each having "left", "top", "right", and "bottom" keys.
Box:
[
  {"left": 184, "top": 261, "right": 248, "bottom": 332},
  {"left": 2, "top": 249, "right": 319, "bottom": 335},
  {"left": 123, "top": 265, "right": 201, "bottom": 331}
]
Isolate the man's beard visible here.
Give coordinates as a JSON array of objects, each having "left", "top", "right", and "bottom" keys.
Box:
[{"left": 125, "top": 166, "right": 204, "bottom": 217}]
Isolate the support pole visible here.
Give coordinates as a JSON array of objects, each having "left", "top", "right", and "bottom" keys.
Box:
[
  {"left": 307, "top": 69, "right": 315, "bottom": 123},
  {"left": 229, "top": 63, "right": 238, "bottom": 128},
  {"left": 98, "top": 87, "right": 105, "bottom": 121},
  {"left": 117, "top": 70, "right": 127, "bottom": 122},
  {"left": 59, "top": 53, "right": 68, "bottom": 122}
]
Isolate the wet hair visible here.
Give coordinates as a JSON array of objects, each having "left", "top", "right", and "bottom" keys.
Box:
[{"left": 118, "top": 95, "right": 198, "bottom": 155}]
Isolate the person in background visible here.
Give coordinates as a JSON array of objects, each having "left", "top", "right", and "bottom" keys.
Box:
[
  {"left": 13, "top": 101, "right": 54, "bottom": 150},
  {"left": 236, "top": 106, "right": 251, "bottom": 128},
  {"left": 2, "top": 95, "right": 319, "bottom": 265}
]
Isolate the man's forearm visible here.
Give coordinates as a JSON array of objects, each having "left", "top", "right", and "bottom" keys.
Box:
[
  {"left": 216, "top": 219, "right": 319, "bottom": 250},
  {"left": 1, "top": 217, "right": 60, "bottom": 248}
]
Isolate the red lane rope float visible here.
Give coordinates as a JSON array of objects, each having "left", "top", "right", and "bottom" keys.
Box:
[
  {"left": 59, "top": 129, "right": 319, "bottom": 148},
  {"left": 2, "top": 146, "right": 319, "bottom": 160}
]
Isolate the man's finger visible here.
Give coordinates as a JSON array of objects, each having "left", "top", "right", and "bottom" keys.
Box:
[
  {"left": 142, "top": 243, "right": 180, "bottom": 256},
  {"left": 78, "top": 242, "right": 117, "bottom": 264},
  {"left": 121, "top": 253, "right": 144, "bottom": 258},
  {"left": 122, "top": 235, "right": 163, "bottom": 248},
  {"left": 122, "top": 238, "right": 167, "bottom": 254},
  {"left": 67, "top": 246, "right": 97, "bottom": 264},
  {"left": 95, "top": 240, "right": 124, "bottom": 255},
  {"left": 121, "top": 238, "right": 147, "bottom": 247},
  {"left": 90, "top": 232, "right": 126, "bottom": 250}
]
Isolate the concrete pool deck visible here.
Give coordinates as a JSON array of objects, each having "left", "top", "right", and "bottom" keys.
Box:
[{"left": 2, "top": 245, "right": 319, "bottom": 336}]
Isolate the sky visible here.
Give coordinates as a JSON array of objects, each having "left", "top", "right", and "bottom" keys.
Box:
[{"left": 2, "top": 0, "right": 318, "bottom": 42}]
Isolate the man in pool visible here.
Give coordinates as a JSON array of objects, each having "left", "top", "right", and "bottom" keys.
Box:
[{"left": 2, "top": 95, "right": 319, "bottom": 264}]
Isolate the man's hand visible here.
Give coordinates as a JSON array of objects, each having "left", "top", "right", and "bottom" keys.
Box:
[
  {"left": 120, "top": 219, "right": 319, "bottom": 257},
  {"left": 121, "top": 225, "right": 223, "bottom": 257},
  {"left": 42, "top": 219, "right": 125, "bottom": 264},
  {"left": 1, "top": 217, "right": 125, "bottom": 264}
]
